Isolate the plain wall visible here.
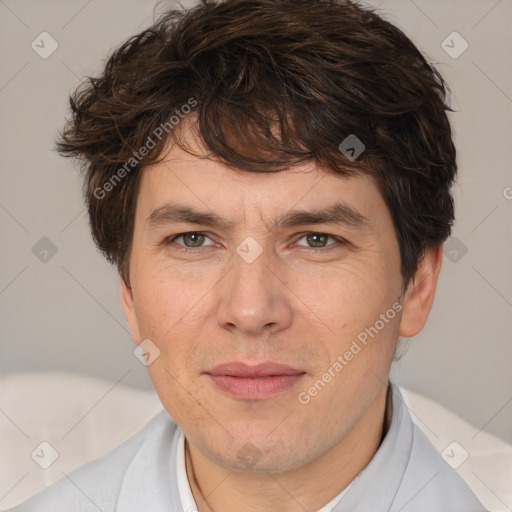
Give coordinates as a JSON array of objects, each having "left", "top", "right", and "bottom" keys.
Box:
[{"left": 1, "top": 0, "right": 511, "bottom": 444}]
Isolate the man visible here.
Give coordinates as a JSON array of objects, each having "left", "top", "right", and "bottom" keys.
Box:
[{"left": 7, "top": 0, "right": 489, "bottom": 510}]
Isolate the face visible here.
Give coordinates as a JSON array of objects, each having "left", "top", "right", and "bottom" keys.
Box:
[{"left": 121, "top": 131, "right": 438, "bottom": 474}]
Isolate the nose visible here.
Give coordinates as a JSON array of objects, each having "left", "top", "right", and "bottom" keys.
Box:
[{"left": 216, "top": 245, "right": 293, "bottom": 337}]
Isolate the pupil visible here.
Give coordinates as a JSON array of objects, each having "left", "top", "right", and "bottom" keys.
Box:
[
  {"left": 186, "top": 233, "right": 204, "bottom": 247},
  {"left": 309, "top": 234, "right": 326, "bottom": 247}
]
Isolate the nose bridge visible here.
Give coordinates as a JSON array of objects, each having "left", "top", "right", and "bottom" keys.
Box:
[
  {"left": 233, "top": 242, "right": 273, "bottom": 295},
  {"left": 216, "top": 240, "right": 292, "bottom": 335}
]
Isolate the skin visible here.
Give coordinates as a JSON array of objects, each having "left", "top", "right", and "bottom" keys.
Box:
[{"left": 120, "top": 128, "right": 443, "bottom": 512}]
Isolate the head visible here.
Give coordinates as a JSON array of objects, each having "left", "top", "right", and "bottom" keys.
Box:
[{"left": 56, "top": 0, "right": 455, "bottom": 473}]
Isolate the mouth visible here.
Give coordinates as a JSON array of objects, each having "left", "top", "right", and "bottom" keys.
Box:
[{"left": 204, "top": 362, "right": 306, "bottom": 400}]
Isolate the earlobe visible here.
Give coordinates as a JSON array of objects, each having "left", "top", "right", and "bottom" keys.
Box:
[
  {"left": 120, "top": 276, "right": 141, "bottom": 344},
  {"left": 398, "top": 244, "right": 443, "bottom": 338}
]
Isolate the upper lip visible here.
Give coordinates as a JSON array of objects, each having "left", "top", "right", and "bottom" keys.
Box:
[{"left": 206, "top": 362, "right": 305, "bottom": 377}]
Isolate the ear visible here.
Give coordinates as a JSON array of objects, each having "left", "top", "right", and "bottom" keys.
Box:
[
  {"left": 120, "top": 275, "right": 142, "bottom": 344},
  {"left": 398, "top": 244, "right": 443, "bottom": 338}
]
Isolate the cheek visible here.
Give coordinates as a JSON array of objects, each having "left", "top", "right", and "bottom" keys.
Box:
[
  {"left": 134, "top": 265, "right": 208, "bottom": 330},
  {"left": 132, "top": 275, "right": 205, "bottom": 374},
  {"left": 291, "top": 260, "right": 390, "bottom": 328},
  {"left": 132, "top": 275, "right": 211, "bottom": 423},
  {"left": 289, "top": 260, "right": 401, "bottom": 380}
]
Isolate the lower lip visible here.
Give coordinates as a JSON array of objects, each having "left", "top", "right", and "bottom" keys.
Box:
[{"left": 208, "top": 374, "right": 305, "bottom": 400}]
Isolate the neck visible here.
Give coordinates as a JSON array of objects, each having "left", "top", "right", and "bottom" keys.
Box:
[{"left": 185, "top": 384, "right": 392, "bottom": 512}]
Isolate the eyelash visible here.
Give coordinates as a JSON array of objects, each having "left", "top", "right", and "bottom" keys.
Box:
[{"left": 163, "top": 231, "right": 346, "bottom": 254}]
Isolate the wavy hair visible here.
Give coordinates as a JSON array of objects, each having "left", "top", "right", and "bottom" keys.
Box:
[{"left": 56, "top": 0, "right": 457, "bottom": 292}]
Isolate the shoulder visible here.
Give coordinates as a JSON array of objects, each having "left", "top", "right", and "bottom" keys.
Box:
[
  {"left": 393, "top": 420, "right": 489, "bottom": 511},
  {"left": 3, "top": 410, "right": 176, "bottom": 512}
]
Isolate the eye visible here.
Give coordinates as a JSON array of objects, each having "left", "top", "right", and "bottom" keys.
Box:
[
  {"left": 295, "top": 232, "right": 343, "bottom": 249},
  {"left": 163, "top": 231, "right": 345, "bottom": 255},
  {"left": 165, "top": 232, "right": 215, "bottom": 252}
]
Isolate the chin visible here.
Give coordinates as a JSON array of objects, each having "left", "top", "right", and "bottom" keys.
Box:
[
  {"left": 198, "top": 428, "right": 317, "bottom": 474},
  {"left": 215, "top": 450, "right": 308, "bottom": 474}
]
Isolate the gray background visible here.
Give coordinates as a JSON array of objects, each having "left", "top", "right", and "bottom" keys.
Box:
[{"left": 1, "top": 0, "right": 511, "bottom": 444}]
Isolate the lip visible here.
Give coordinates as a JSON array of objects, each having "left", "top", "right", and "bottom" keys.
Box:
[
  {"left": 207, "top": 361, "right": 304, "bottom": 377},
  {"left": 205, "top": 362, "right": 306, "bottom": 400}
]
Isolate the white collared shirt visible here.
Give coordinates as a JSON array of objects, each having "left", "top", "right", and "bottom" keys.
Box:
[
  {"left": 6, "top": 383, "right": 488, "bottom": 512},
  {"left": 175, "top": 429, "right": 354, "bottom": 511}
]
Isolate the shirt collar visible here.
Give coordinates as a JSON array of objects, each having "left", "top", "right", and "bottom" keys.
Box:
[
  {"left": 176, "top": 428, "right": 198, "bottom": 512},
  {"left": 116, "top": 409, "right": 183, "bottom": 512},
  {"left": 117, "top": 382, "right": 411, "bottom": 512},
  {"left": 176, "top": 428, "right": 355, "bottom": 512},
  {"left": 332, "top": 384, "right": 413, "bottom": 512}
]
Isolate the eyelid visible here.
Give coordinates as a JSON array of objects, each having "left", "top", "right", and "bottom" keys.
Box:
[
  {"left": 293, "top": 232, "right": 343, "bottom": 248},
  {"left": 166, "top": 231, "right": 216, "bottom": 248},
  {"left": 164, "top": 230, "right": 346, "bottom": 252}
]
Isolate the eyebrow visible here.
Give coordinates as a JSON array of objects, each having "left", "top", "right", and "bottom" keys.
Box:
[{"left": 145, "top": 202, "right": 371, "bottom": 232}]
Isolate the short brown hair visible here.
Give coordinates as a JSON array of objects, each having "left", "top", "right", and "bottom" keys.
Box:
[{"left": 55, "top": 0, "right": 457, "bottom": 292}]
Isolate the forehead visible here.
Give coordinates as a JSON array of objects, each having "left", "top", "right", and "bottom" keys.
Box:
[{"left": 135, "top": 141, "right": 388, "bottom": 232}]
